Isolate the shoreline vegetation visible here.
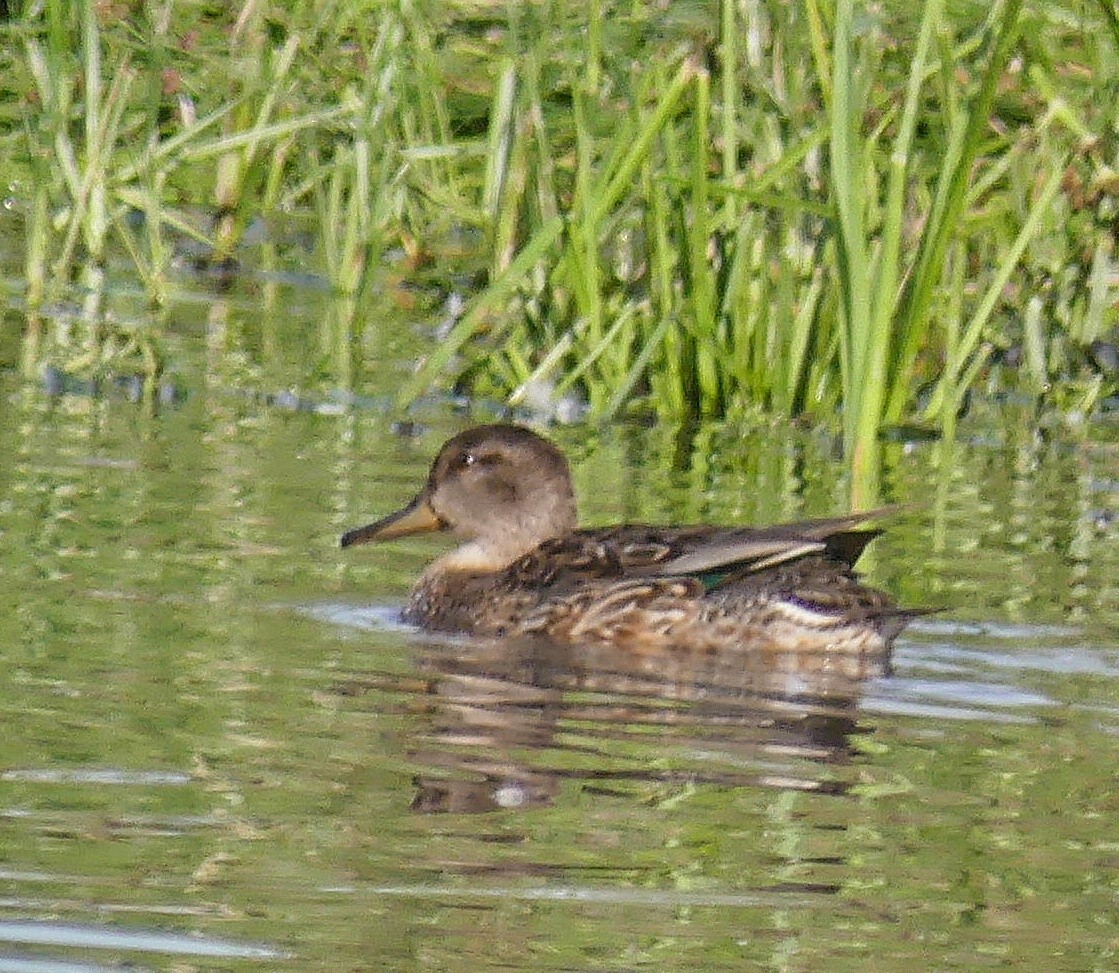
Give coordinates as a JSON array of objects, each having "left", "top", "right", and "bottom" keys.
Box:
[{"left": 2, "top": 0, "right": 1117, "bottom": 498}]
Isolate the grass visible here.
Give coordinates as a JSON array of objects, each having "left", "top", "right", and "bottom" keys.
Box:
[{"left": 2, "top": 0, "right": 1117, "bottom": 491}]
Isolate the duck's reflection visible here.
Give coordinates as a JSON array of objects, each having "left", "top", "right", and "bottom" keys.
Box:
[{"left": 350, "top": 634, "right": 888, "bottom": 815}]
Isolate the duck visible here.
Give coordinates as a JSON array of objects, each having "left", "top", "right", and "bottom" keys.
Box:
[{"left": 340, "top": 424, "right": 915, "bottom": 658}]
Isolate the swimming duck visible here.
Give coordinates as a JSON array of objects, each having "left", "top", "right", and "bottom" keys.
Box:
[{"left": 341, "top": 424, "right": 914, "bottom": 657}]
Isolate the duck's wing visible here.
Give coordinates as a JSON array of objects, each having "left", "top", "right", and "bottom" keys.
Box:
[
  {"left": 655, "top": 510, "right": 893, "bottom": 578},
  {"left": 504, "top": 510, "right": 895, "bottom": 592},
  {"left": 658, "top": 536, "right": 826, "bottom": 575}
]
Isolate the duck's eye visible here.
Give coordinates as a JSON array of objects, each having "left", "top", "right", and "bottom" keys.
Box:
[
  {"left": 453, "top": 450, "right": 479, "bottom": 471},
  {"left": 457, "top": 450, "right": 497, "bottom": 471}
]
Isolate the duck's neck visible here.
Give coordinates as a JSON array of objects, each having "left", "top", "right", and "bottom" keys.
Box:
[
  {"left": 436, "top": 541, "right": 509, "bottom": 574},
  {"left": 431, "top": 492, "right": 576, "bottom": 577}
]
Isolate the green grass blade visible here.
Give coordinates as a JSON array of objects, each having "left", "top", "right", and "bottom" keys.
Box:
[{"left": 395, "top": 215, "right": 566, "bottom": 408}]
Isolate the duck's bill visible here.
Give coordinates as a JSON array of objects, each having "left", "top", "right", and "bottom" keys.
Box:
[{"left": 340, "top": 497, "right": 444, "bottom": 547}]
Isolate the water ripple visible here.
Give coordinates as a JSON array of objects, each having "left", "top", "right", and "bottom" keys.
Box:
[{"left": 0, "top": 921, "right": 285, "bottom": 959}]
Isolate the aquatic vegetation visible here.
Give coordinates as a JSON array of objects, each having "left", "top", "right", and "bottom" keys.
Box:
[{"left": 2, "top": 0, "right": 1117, "bottom": 480}]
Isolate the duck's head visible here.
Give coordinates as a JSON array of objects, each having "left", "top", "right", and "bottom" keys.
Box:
[{"left": 340, "top": 424, "right": 578, "bottom": 570}]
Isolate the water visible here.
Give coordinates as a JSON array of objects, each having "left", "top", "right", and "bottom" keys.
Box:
[{"left": 2, "top": 280, "right": 1119, "bottom": 970}]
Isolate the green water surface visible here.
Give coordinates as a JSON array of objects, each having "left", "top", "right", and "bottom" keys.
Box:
[{"left": 1, "top": 278, "right": 1118, "bottom": 972}]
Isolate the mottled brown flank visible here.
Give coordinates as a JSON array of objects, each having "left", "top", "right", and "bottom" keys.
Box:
[{"left": 344, "top": 424, "right": 917, "bottom": 659}]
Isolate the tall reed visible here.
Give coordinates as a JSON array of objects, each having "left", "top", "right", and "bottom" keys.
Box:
[
  {"left": 394, "top": 0, "right": 1109, "bottom": 501},
  {"left": 3, "top": 0, "right": 1114, "bottom": 459}
]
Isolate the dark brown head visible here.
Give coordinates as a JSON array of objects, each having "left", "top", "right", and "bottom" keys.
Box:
[{"left": 340, "top": 424, "right": 578, "bottom": 570}]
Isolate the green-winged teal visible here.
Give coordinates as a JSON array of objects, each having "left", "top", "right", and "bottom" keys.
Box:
[{"left": 341, "top": 424, "right": 915, "bottom": 657}]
